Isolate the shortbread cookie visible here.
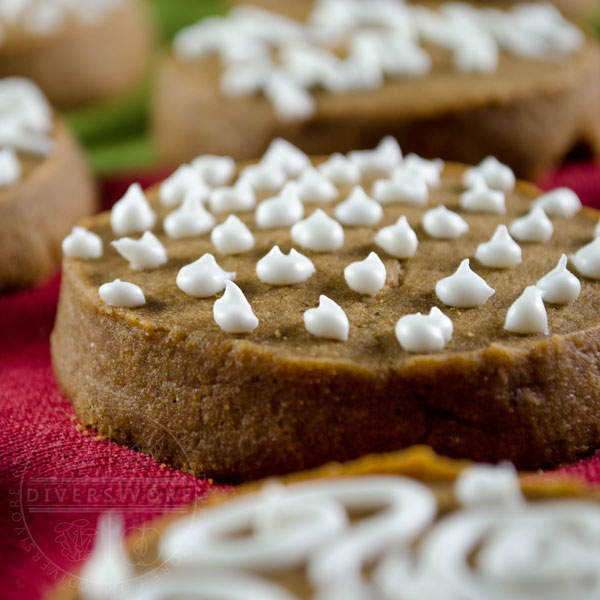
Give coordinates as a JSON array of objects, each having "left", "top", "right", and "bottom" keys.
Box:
[
  {"left": 51, "top": 446, "right": 600, "bottom": 600},
  {"left": 0, "top": 0, "right": 153, "bottom": 108},
  {"left": 153, "top": 2, "right": 600, "bottom": 178},
  {"left": 0, "top": 78, "right": 96, "bottom": 291},
  {"left": 51, "top": 140, "right": 600, "bottom": 479}
]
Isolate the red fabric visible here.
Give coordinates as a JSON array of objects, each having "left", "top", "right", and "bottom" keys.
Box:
[{"left": 2, "top": 162, "right": 600, "bottom": 600}]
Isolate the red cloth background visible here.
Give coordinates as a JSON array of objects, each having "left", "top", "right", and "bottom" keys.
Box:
[{"left": 2, "top": 163, "right": 600, "bottom": 600}]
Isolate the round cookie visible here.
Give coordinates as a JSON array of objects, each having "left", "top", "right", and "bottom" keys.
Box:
[
  {"left": 51, "top": 142, "right": 600, "bottom": 480},
  {"left": 0, "top": 0, "right": 154, "bottom": 108},
  {"left": 0, "top": 78, "right": 96, "bottom": 291}
]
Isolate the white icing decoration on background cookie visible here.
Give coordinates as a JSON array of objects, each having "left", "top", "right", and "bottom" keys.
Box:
[
  {"left": 317, "top": 153, "right": 361, "bottom": 186},
  {"left": 190, "top": 154, "right": 236, "bottom": 187},
  {"left": 504, "top": 286, "right": 548, "bottom": 334},
  {"left": 334, "top": 186, "right": 383, "bottom": 226},
  {"left": 264, "top": 71, "right": 316, "bottom": 121},
  {"left": 291, "top": 209, "right": 344, "bottom": 252},
  {"left": 463, "top": 156, "right": 515, "bottom": 194},
  {"left": 347, "top": 137, "right": 402, "bottom": 174},
  {"left": 255, "top": 182, "right": 304, "bottom": 229},
  {"left": 509, "top": 205, "right": 553, "bottom": 243},
  {"left": 422, "top": 205, "right": 469, "bottom": 239},
  {"left": 62, "top": 226, "right": 103, "bottom": 260},
  {"left": 454, "top": 463, "right": 523, "bottom": 508},
  {"left": 532, "top": 187, "right": 582, "bottom": 218},
  {"left": 395, "top": 307, "right": 453, "bottom": 353},
  {"left": 375, "top": 216, "right": 419, "bottom": 259},
  {"left": 372, "top": 170, "right": 429, "bottom": 206},
  {"left": 344, "top": 252, "right": 386, "bottom": 296},
  {"left": 571, "top": 239, "right": 600, "bottom": 280},
  {"left": 176, "top": 254, "right": 235, "bottom": 298},
  {"left": 460, "top": 185, "right": 506, "bottom": 214},
  {"left": 211, "top": 215, "right": 255, "bottom": 255},
  {"left": 213, "top": 281, "right": 258, "bottom": 334},
  {"left": 475, "top": 225, "right": 522, "bottom": 268},
  {"left": 209, "top": 180, "right": 256, "bottom": 214},
  {"left": 159, "top": 165, "right": 209, "bottom": 208},
  {"left": 0, "top": 146, "right": 20, "bottom": 187},
  {"left": 163, "top": 189, "right": 216, "bottom": 239},
  {"left": 110, "top": 183, "right": 156, "bottom": 237},
  {"left": 111, "top": 231, "right": 167, "bottom": 271},
  {"left": 256, "top": 246, "right": 315, "bottom": 285},
  {"left": 296, "top": 167, "right": 338, "bottom": 203},
  {"left": 435, "top": 259, "right": 495, "bottom": 308},
  {"left": 594, "top": 220, "right": 600, "bottom": 239},
  {"left": 536, "top": 254, "right": 581, "bottom": 305},
  {"left": 304, "top": 295, "right": 349, "bottom": 341},
  {"left": 261, "top": 138, "right": 310, "bottom": 177},
  {"left": 98, "top": 279, "right": 146, "bottom": 308},
  {"left": 239, "top": 162, "right": 287, "bottom": 194}
]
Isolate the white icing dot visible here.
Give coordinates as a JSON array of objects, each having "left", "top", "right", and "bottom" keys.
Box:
[
  {"left": 264, "top": 71, "right": 316, "bottom": 121},
  {"left": 111, "top": 231, "right": 167, "bottom": 271},
  {"left": 176, "top": 254, "right": 235, "bottom": 298},
  {"left": 422, "top": 205, "right": 469, "bottom": 239},
  {"left": 99, "top": 279, "right": 146, "bottom": 308},
  {"left": 395, "top": 307, "right": 453, "bottom": 353},
  {"left": 347, "top": 137, "right": 402, "bottom": 174},
  {"left": 303, "top": 295, "right": 349, "bottom": 341},
  {"left": 334, "top": 186, "right": 383, "bottom": 226},
  {"left": 402, "top": 154, "right": 444, "bottom": 189},
  {"left": 110, "top": 183, "right": 156, "bottom": 237},
  {"left": 460, "top": 186, "right": 506, "bottom": 214},
  {"left": 211, "top": 215, "right": 255, "bottom": 255},
  {"left": 532, "top": 187, "right": 581, "bottom": 218},
  {"left": 317, "top": 153, "right": 361, "bottom": 186},
  {"left": 255, "top": 182, "right": 304, "bottom": 229},
  {"left": 435, "top": 259, "right": 495, "bottom": 308},
  {"left": 536, "top": 254, "right": 581, "bottom": 305},
  {"left": 0, "top": 147, "right": 20, "bottom": 187},
  {"left": 159, "top": 165, "right": 209, "bottom": 208},
  {"left": 209, "top": 180, "right": 256, "bottom": 214},
  {"left": 372, "top": 170, "right": 428, "bottom": 205},
  {"left": 571, "top": 239, "right": 600, "bottom": 280},
  {"left": 504, "top": 286, "right": 548, "bottom": 334},
  {"left": 509, "top": 205, "right": 553, "bottom": 243},
  {"left": 163, "top": 189, "right": 216, "bottom": 239},
  {"left": 213, "top": 281, "right": 259, "bottom": 334},
  {"left": 261, "top": 138, "right": 310, "bottom": 177},
  {"left": 464, "top": 156, "right": 515, "bottom": 194},
  {"left": 239, "top": 163, "right": 287, "bottom": 194},
  {"left": 290, "top": 209, "right": 345, "bottom": 252},
  {"left": 62, "top": 226, "right": 103, "bottom": 260},
  {"left": 475, "top": 225, "right": 522, "bottom": 268},
  {"left": 455, "top": 463, "right": 522, "bottom": 508},
  {"left": 256, "top": 246, "right": 315, "bottom": 285},
  {"left": 344, "top": 252, "right": 386, "bottom": 296},
  {"left": 375, "top": 216, "right": 418, "bottom": 259},
  {"left": 296, "top": 167, "right": 339, "bottom": 203},
  {"left": 190, "top": 154, "right": 236, "bottom": 187}
]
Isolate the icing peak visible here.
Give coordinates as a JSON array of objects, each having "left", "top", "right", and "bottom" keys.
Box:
[
  {"left": 190, "top": 154, "right": 236, "bottom": 187},
  {"left": 504, "top": 286, "right": 549, "bottom": 334},
  {"left": 509, "top": 205, "right": 553, "bottom": 243},
  {"left": 372, "top": 169, "right": 429, "bottom": 205},
  {"left": 395, "top": 307, "right": 453, "bottom": 353},
  {"left": 159, "top": 164, "right": 209, "bottom": 207},
  {"left": 536, "top": 254, "right": 581, "bottom": 304},
  {"left": 334, "top": 186, "right": 383, "bottom": 226},
  {"left": 422, "top": 205, "right": 469, "bottom": 239},
  {"left": 317, "top": 153, "right": 361, "bottom": 186},
  {"left": 435, "top": 259, "right": 495, "bottom": 308},
  {"left": 111, "top": 231, "right": 167, "bottom": 271},
  {"left": 533, "top": 187, "right": 581, "bottom": 218},
  {"left": 296, "top": 167, "right": 339, "bottom": 203},
  {"left": 256, "top": 246, "right": 315, "bottom": 285},
  {"left": 347, "top": 137, "right": 402, "bottom": 174},
  {"left": 110, "top": 183, "right": 156, "bottom": 236},
  {"left": 303, "top": 295, "right": 349, "bottom": 341},
  {"left": 176, "top": 254, "right": 235, "bottom": 298},
  {"left": 255, "top": 182, "right": 304, "bottom": 229},
  {"left": 571, "top": 239, "right": 600, "bottom": 280},
  {"left": 291, "top": 209, "right": 345, "bottom": 252},
  {"left": 375, "top": 216, "right": 419, "bottom": 259},
  {"left": 210, "top": 215, "right": 255, "bottom": 255},
  {"left": 163, "top": 189, "right": 216, "bottom": 239},
  {"left": 62, "top": 226, "right": 103, "bottom": 260},
  {"left": 344, "top": 252, "right": 386, "bottom": 296},
  {"left": 475, "top": 225, "right": 522, "bottom": 268},
  {"left": 98, "top": 279, "right": 146, "bottom": 308},
  {"left": 213, "top": 281, "right": 259, "bottom": 333}
]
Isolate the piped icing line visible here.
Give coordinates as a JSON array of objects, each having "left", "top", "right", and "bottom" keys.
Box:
[
  {"left": 334, "top": 186, "right": 383, "bottom": 227},
  {"left": 190, "top": 154, "right": 236, "bottom": 187},
  {"left": 62, "top": 226, "right": 103, "bottom": 260},
  {"left": 211, "top": 215, "right": 255, "bottom": 255},
  {"left": 504, "top": 286, "right": 549, "bottom": 334},
  {"left": 163, "top": 189, "right": 216, "bottom": 239},
  {"left": 111, "top": 231, "right": 167, "bottom": 271},
  {"left": 422, "top": 205, "right": 469, "bottom": 239},
  {"left": 475, "top": 225, "right": 522, "bottom": 269},
  {"left": 303, "top": 295, "right": 349, "bottom": 341},
  {"left": 256, "top": 245, "right": 315, "bottom": 285},
  {"left": 372, "top": 169, "right": 429, "bottom": 206},
  {"left": 532, "top": 187, "right": 582, "bottom": 218},
  {"left": 110, "top": 183, "right": 156, "bottom": 236},
  {"left": 536, "top": 254, "right": 581, "bottom": 305},
  {"left": 347, "top": 137, "right": 402, "bottom": 174},
  {"left": 571, "top": 238, "right": 600, "bottom": 280},
  {"left": 375, "top": 216, "right": 418, "bottom": 259},
  {"left": 213, "top": 281, "right": 259, "bottom": 334},
  {"left": 255, "top": 182, "right": 304, "bottom": 229},
  {"left": 209, "top": 179, "right": 256, "bottom": 214},
  {"left": 0, "top": 146, "right": 20, "bottom": 187},
  {"left": 296, "top": 167, "right": 339, "bottom": 203},
  {"left": 435, "top": 259, "right": 495, "bottom": 308},
  {"left": 317, "top": 153, "right": 361, "bottom": 186},
  {"left": 176, "top": 253, "right": 235, "bottom": 298},
  {"left": 344, "top": 252, "right": 386, "bottom": 296},
  {"left": 159, "top": 164, "right": 210, "bottom": 208},
  {"left": 291, "top": 209, "right": 344, "bottom": 252},
  {"left": 463, "top": 156, "right": 515, "bottom": 194},
  {"left": 98, "top": 279, "right": 146, "bottom": 308},
  {"left": 395, "top": 307, "right": 453, "bottom": 353},
  {"left": 509, "top": 205, "right": 553, "bottom": 243}
]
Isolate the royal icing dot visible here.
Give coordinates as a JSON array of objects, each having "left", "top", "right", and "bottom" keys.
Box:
[
  {"left": 211, "top": 215, "right": 255, "bottom": 255},
  {"left": 532, "top": 187, "right": 581, "bottom": 218},
  {"left": 460, "top": 185, "right": 506, "bottom": 214},
  {"left": 334, "top": 186, "right": 383, "bottom": 226},
  {"left": 504, "top": 286, "right": 549, "bottom": 334},
  {"left": 317, "top": 153, "right": 361, "bottom": 186},
  {"left": 372, "top": 170, "right": 428, "bottom": 206},
  {"left": 435, "top": 259, "right": 495, "bottom": 308},
  {"left": 475, "top": 225, "right": 522, "bottom": 268},
  {"left": 176, "top": 254, "right": 235, "bottom": 298},
  {"left": 261, "top": 138, "right": 310, "bottom": 177},
  {"left": 536, "top": 254, "right": 581, "bottom": 305},
  {"left": 239, "top": 162, "right": 287, "bottom": 194},
  {"left": 159, "top": 164, "right": 209, "bottom": 208},
  {"left": 190, "top": 154, "right": 236, "bottom": 187},
  {"left": 422, "top": 205, "right": 469, "bottom": 239},
  {"left": 509, "top": 205, "right": 553, "bottom": 243},
  {"left": 290, "top": 209, "right": 345, "bottom": 252},
  {"left": 110, "top": 183, "right": 156, "bottom": 237},
  {"left": 571, "top": 239, "right": 600, "bottom": 280},
  {"left": 347, "top": 137, "right": 402, "bottom": 174},
  {"left": 303, "top": 295, "right": 349, "bottom": 341},
  {"left": 375, "top": 216, "right": 419, "bottom": 259},
  {"left": 209, "top": 180, "right": 256, "bottom": 214},
  {"left": 163, "top": 189, "right": 216, "bottom": 239},
  {"left": 62, "top": 226, "right": 103, "bottom": 260},
  {"left": 111, "top": 231, "right": 168, "bottom": 271},
  {"left": 296, "top": 167, "right": 339, "bottom": 203},
  {"left": 402, "top": 154, "right": 444, "bottom": 189},
  {"left": 256, "top": 246, "right": 315, "bottom": 285},
  {"left": 98, "top": 279, "right": 146, "bottom": 308},
  {"left": 213, "top": 281, "right": 259, "bottom": 334},
  {"left": 454, "top": 463, "right": 522, "bottom": 507},
  {"left": 255, "top": 182, "right": 304, "bottom": 229},
  {"left": 464, "top": 156, "right": 515, "bottom": 194},
  {"left": 0, "top": 147, "right": 20, "bottom": 187},
  {"left": 344, "top": 252, "right": 386, "bottom": 296},
  {"left": 395, "top": 307, "right": 453, "bottom": 353}
]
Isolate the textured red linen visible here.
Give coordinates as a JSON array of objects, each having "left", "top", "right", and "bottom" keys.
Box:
[{"left": 1, "top": 163, "right": 600, "bottom": 600}]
